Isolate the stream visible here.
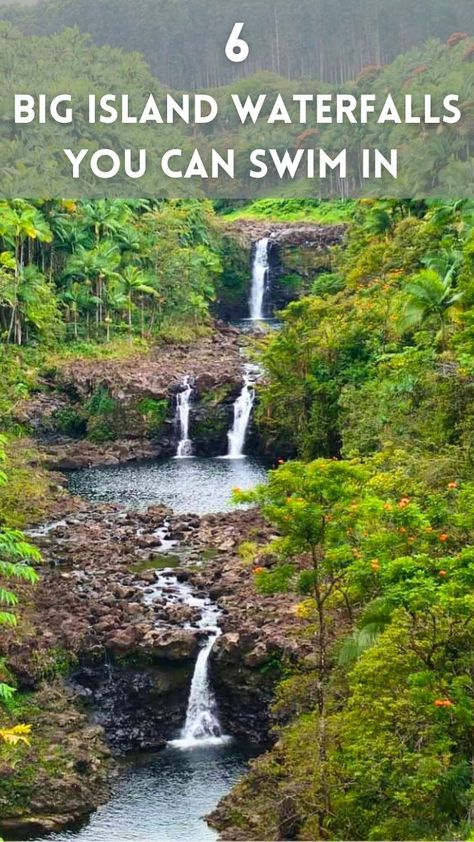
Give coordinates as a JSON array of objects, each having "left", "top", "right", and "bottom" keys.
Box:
[
  {"left": 39, "top": 445, "right": 266, "bottom": 841},
  {"left": 28, "top": 254, "right": 277, "bottom": 842}
]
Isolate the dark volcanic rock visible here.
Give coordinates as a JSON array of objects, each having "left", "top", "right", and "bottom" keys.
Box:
[
  {"left": 0, "top": 685, "right": 112, "bottom": 838},
  {"left": 210, "top": 632, "right": 275, "bottom": 744},
  {"left": 1, "top": 497, "right": 312, "bottom": 831},
  {"left": 70, "top": 661, "right": 193, "bottom": 753},
  {"left": 223, "top": 219, "right": 346, "bottom": 248},
  {"left": 15, "top": 330, "right": 245, "bottom": 468}
]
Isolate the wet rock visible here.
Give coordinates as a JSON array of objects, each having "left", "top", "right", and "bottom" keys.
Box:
[
  {"left": 136, "top": 569, "right": 157, "bottom": 584},
  {"left": 70, "top": 662, "right": 193, "bottom": 754},
  {"left": 147, "top": 628, "right": 200, "bottom": 661},
  {"left": 106, "top": 626, "right": 138, "bottom": 653},
  {"left": 16, "top": 331, "right": 246, "bottom": 466}
]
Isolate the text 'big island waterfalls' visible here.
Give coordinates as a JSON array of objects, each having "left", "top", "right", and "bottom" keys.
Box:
[{"left": 249, "top": 238, "right": 271, "bottom": 321}]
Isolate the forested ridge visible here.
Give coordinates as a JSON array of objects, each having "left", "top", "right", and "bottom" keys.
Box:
[
  {"left": 0, "top": 0, "right": 473, "bottom": 88},
  {"left": 0, "top": 22, "right": 473, "bottom": 196}
]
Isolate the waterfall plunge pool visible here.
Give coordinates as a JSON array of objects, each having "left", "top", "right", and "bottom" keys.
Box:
[
  {"left": 43, "top": 742, "right": 255, "bottom": 842},
  {"left": 69, "top": 455, "right": 267, "bottom": 514}
]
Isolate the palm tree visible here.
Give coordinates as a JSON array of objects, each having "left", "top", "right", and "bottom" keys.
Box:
[
  {"left": 80, "top": 200, "right": 132, "bottom": 245},
  {"left": 17, "top": 265, "right": 58, "bottom": 344},
  {"left": 64, "top": 241, "right": 120, "bottom": 336},
  {"left": 401, "top": 266, "right": 463, "bottom": 349},
  {"left": 61, "top": 281, "right": 96, "bottom": 340},
  {"left": 119, "top": 266, "right": 160, "bottom": 338},
  {"left": 0, "top": 202, "right": 52, "bottom": 344}
]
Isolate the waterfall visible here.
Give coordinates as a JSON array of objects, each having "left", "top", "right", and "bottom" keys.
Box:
[
  {"left": 226, "top": 364, "right": 260, "bottom": 460},
  {"left": 169, "top": 598, "right": 228, "bottom": 749},
  {"left": 175, "top": 376, "right": 193, "bottom": 458},
  {"left": 249, "top": 238, "right": 270, "bottom": 320},
  {"left": 143, "top": 565, "right": 228, "bottom": 750}
]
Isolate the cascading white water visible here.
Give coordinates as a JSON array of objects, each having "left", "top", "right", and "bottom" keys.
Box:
[
  {"left": 141, "top": 557, "right": 228, "bottom": 749},
  {"left": 226, "top": 364, "right": 261, "bottom": 460},
  {"left": 144, "top": 578, "right": 227, "bottom": 748},
  {"left": 175, "top": 376, "right": 193, "bottom": 458},
  {"left": 172, "top": 609, "right": 226, "bottom": 748},
  {"left": 249, "top": 238, "right": 270, "bottom": 320}
]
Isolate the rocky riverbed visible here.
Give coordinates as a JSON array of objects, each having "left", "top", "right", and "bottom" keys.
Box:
[
  {"left": 0, "top": 329, "right": 308, "bottom": 839},
  {"left": 0, "top": 492, "right": 309, "bottom": 837}
]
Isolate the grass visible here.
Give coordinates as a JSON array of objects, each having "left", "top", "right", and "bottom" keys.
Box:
[{"left": 221, "top": 198, "right": 356, "bottom": 224}]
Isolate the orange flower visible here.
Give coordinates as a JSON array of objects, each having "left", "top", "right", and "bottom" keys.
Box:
[
  {"left": 439, "top": 570, "right": 447, "bottom": 577},
  {"left": 439, "top": 534, "right": 449, "bottom": 543},
  {"left": 383, "top": 502, "right": 393, "bottom": 511},
  {"left": 434, "top": 699, "right": 454, "bottom": 708},
  {"left": 370, "top": 559, "right": 381, "bottom": 572},
  {"left": 233, "top": 487, "right": 242, "bottom": 494},
  {"left": 447, "top": 482, "right": 458, "bottom": 490},
  {"left": 399, "top": 497, "right": 410, "bottom": 508},
  {"left": 399, "top": 527, "right": 407, "bottom": 534},
  {"left": 253, "top": 567, "right": 265, "bottom": 575}
]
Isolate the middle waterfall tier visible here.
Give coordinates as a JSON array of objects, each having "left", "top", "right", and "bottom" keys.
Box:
[{"left": 225, "top": 364, "right": 262, "bottom": 460}]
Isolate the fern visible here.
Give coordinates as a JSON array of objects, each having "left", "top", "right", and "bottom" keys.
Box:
[
  {"left": 0, "top": 683, "right": 15, "bottom": 704},
  {"left": 0, "top": 723, "right": 31, "bottom": 746}
]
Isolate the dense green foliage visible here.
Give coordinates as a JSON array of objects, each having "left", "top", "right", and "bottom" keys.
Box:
[
  {"left": 228, "top": 198, "right": 474, "bottom": 839},
  {"left": 0, "top": 434, "right": 38, "bottom": 760},
  {"left": 3, "top": 186, "right": 474, "bottom": 837},
  {"left": 0, "top": 22, "right": 473, "bottom": 197},
  {"left": 0, "top": 199, "right": 222, "bottom": 345},
  {"left": 1, "top": 0, "right": 472, "bottom": 88},
  {"left": 258, "top": 199, "right": 474, "bottom": 459},
  {"left": 219, "top": 199, "right": 356, "bottom": 223}
]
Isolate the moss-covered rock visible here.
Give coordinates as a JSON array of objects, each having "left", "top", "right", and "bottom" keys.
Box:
[
  {"left": 191, "top": 383, "right": 237, "bottom": 456},
  {"left": 215, "top": 236, "right": 251, "bottom": 320},
  {"left": 0, "top": 684, "right": 113, "bottom": 837}
]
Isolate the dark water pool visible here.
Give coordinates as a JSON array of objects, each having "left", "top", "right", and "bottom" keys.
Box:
[
  {"left": 69, "top": 455, "right": 267, "bottom": 514},
  {"left": 43, "top": 743, "right": 252, "bottom": 842},
  {"left": 230, "top": 317, "right": 282, "bottom": 333}
]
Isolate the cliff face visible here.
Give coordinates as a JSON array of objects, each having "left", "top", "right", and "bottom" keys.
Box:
[
  {"left": 222, "top": 220, "right": 346, "bottom": 249},
  {"left": 14, "top": 330, "right": 254, "bottom": 469},
  {"left": 217, "top": 221, "right": 346, "bottom": 318}
]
